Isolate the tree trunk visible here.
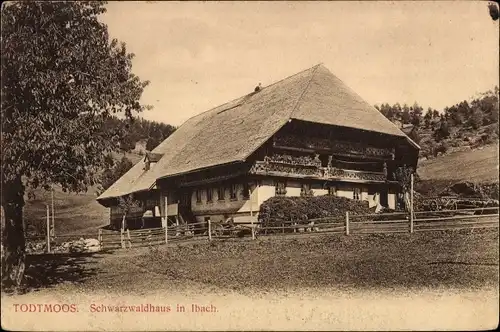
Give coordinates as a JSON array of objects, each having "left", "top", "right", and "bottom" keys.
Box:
[
  {"left": 121, "top": 212, "right": 127, "bottom": 231},
  {"left": 1, "top": 177, "right": 26, "bottom": 290},
  {"left": 404, "top": 191, "right": 411, "bottom": 212}
]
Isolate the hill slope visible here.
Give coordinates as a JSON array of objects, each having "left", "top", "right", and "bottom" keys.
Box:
[
  {"left": 417, "top": 144, "right": 499, "bottom": 182},
  {"left": 23, "top": 152, "right": 143, "bottom": 237},
  {"left": 415, "top": 144, "right": 498, "bottom": 197}
]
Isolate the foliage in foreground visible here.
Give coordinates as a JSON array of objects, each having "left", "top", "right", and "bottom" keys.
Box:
[{"left": 1, "top": 1, "right": 149, "bottom": 289}]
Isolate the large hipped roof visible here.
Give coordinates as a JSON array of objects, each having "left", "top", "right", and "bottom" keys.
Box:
[{"left": 98, "top": 64, "right": 415, "bottom": 202}]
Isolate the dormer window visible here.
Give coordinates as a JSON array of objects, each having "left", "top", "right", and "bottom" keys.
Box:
[{"left": 143, "top": 152, "right": 164, "bottom": 171}]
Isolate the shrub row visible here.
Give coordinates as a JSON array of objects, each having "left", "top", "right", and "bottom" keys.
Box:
[{"left": 258, "top": 195, "right": 372, "bottom": 225}]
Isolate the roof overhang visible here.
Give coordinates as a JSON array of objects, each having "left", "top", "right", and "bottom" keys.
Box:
[{"left": 155, "top": 160, "right": 246, "bottom": 182}]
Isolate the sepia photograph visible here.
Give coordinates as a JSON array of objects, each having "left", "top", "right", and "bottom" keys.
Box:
[{"left": 1, "top": 1, "right": 499, "bottom": 330}]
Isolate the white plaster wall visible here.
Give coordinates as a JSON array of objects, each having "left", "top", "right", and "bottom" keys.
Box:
[
  {"left": 336, "top": 189, "right": 353, "bottom": 199},
  {"left": 312, "top": 189, "right": 328, "bottom": 196},
  {"left": 257, "top": 185, "right": 275, "bottom": 207},
  {"left": 388, "top": 193, "right": 396, "bottom": 210},
  {"left": 286, "top": 187, "right": 301, "bottom": 197},
  {"left": 285, "top": 180, "right": 301, "bottom": 197}
]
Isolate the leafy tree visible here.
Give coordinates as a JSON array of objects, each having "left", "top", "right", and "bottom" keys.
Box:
[
  {"left": 407, "top": 127, "right": 421, "bottom": 144},
  {"left": 410, "top": 102, "right": 423, "bottom": 126},
  {"left": 423, "top": 108, "right": 432, "bottom": 128},
  {"left": 393, "top": 103, "right": 402, "bottom": 121},
  {"left": 448, "top": 105, "right": 465, "bottom": 126},
  {"left": 469, "top": 109, "right": 484, "bottom": 129},
  {"left": 1, "top": 2, "right": 149, "bottom": 288},
  {"left": 119, "top": 134, "right": 136, "bottom": 152},
  {"left": 103, "top": 154, "right": 115, "bottom": 168},
  {"left": 401, "top": 104, "right": 411, "bottom": 124},
  {"left": 117, "top": 194, "right": 141, "bottom": 234},
  {"left": 434, "top": 117, "right": 450, "bottom": 141},
  {"left": 377, "top": 103, "right": 397, "bottom": 122},
  {"left": 393, "top": 165, "right": 415, "bottom": 211},
  {"left": 146, "top": 136, "right": 161, "bottom": 151}
]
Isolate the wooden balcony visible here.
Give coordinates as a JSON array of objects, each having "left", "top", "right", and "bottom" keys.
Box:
[
  {"left": 273, "top": 134, "right": 395, "bottom": 160},
  {"left": 249, "top": 160, "right": 387, "bottom": 183}
]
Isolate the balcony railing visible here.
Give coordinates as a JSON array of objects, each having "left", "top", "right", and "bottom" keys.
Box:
[{"left": 249, "top": 161, "right": 387, "bottom": 182}]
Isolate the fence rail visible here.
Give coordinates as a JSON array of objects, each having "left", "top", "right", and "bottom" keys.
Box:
[{"left": 92, "top": 209, "right": 500, "bottom": 250}]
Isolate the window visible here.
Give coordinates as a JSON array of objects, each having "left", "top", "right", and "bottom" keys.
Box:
[
  {"left": 196, "top": 190, "right": 202, "bottom": 203},
  {"left": 206, "top": 188, "right": 213, "bottom": 202},
  {"left": 275, "top": 181, "right": 287, "bottom": 196},
  {"left": 353, "top": 188, "right": 361, "bottom": 200},
  {"left": 217, "top": 187, "right": 225, "bottom": 201},
  {"left": 230, "top": 184, "right": 237, "bottom": 200},
  {"left": 242, "top": 183, "right": 250, "bottom": 200}
]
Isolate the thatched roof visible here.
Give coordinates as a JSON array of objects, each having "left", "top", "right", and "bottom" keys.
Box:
[{"left": 97, "top": 64, "right": 416, "bottom": 202}]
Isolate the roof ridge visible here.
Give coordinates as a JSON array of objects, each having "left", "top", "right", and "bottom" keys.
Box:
[
  {"left": 289, "top": 64, "right": 321, "bottom": 119},
  {"left": 177, "top": 64, "right": 323, "bottom": 124},
  {"left": 238, "top": 65, "right": 322, "bottom": 163}
]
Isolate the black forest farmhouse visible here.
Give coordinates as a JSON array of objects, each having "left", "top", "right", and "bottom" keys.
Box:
[{"left": 97, "top": 64, "right": 420, "bottom": 229}]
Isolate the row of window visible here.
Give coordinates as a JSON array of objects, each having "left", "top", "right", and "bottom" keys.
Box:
[
  {"left": 196, "top": 182, "right": 362, "bottom": 203},
  {"left": 196, "top": 183, "right": 250, "bottom": 203}
]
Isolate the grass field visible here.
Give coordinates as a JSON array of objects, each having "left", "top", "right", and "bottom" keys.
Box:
[
  {"left": 5, "top": 225, "right": 498, "bottom": 330},
  {"left": 23, "top": 186, "right": 109, "bottom": 236},
  {"left": 21, "top": 229, "right": 499, "bottom": 294},
  {"left": 23, "top": 152, "right": 143, "bottom": 236},
  {"left": 417, "top": 144, "right": 498, "bottom": 182}
]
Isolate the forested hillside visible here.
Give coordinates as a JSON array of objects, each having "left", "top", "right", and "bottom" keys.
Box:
[
  {"left": 375, "top": 87, "right": 499, "bottom": 160},
  {"left": 97, "top": 116, "right": 176, "bottom": 194},
  {"left": 103, "top": 116, "right": 176, "bottom": 153}
]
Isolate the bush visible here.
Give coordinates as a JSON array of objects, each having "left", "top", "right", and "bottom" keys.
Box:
[
  {"left": 258, "top": 195, "right": 372, "bottom": 226},
  {"left": 442, "top": 181, "right": 499, "bottom": 200},
  {"left": 435, "top": 142, "right": 448, "bottom": 155}
]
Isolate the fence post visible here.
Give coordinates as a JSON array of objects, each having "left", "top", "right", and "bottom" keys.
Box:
[
  {"left": 345, "top": 211, "right": 350, "bottom": 235},
  {"left": 98, "top": 228, "right": 102, "bottom": 244},
  {"left": 46, "top": 204, "right": 51, "bottom": 253},
  {"left": 120, "top": 228, "right": 125, "bottom": 249},
  {"left": 165, "top": 225, "right": 168, "bottom": 245},
  {"left": 127, "top": 229, "right": 131, "bottom": 248},
  {"left": 251, "top": 218, "right": 255, "bottom": 240},
  {"left": 51, "top": 187, "right": 55, "bottom": 238},
  {"left": 410, "top": 173, "right": 414, "bottom": 233},
  {"left": 208, "top": 219, "right": 212, "bottom": 241}
]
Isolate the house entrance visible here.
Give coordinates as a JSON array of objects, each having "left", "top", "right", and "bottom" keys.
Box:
[
  {"left": 180, "top": 190, "right": 191, "bottom": 209},
  {"left": 380, "top": 189, "right": 388, "bottom": 207},
  {"left": 178, "top": 189, "right": 196, "bottom": 224}
]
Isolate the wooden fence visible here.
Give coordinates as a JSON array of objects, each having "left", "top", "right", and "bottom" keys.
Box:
[{"left": 98, "top": 207, "right": 499, "bottom": 250}]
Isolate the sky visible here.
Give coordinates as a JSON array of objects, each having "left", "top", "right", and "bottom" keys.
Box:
[{"left": 100, "top": 1, "right": 499, "bottom": 126}]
